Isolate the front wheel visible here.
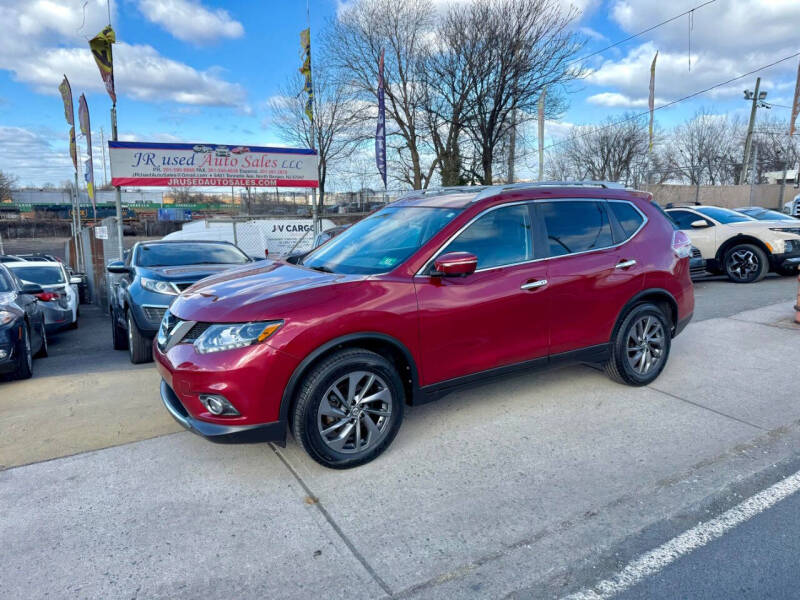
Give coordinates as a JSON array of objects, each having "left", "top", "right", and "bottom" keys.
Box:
[
  {"left": 13, "top": 325, "right": 33, "bottom": 380},
  {"left": 605, "top": 303, "right": 671, "bottom": 386},
  {"left": 126, "top": 310, "right": 152, "bottom": 364},
  {"left": 111, "top": 307, "right": 128, "bottom": 350},
  {"left": 292, "top": 349, "right": 405, "bottom": 469},
  {"left": 724, "top": 244, "right": 768, "bottom": 283}
]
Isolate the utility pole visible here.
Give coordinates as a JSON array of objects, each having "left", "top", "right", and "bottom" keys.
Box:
[
  {"left": 100, "top": 127, "right": 108, "bottom": 187},
  {"left": 749, "top": 144, "right": 758, "bottom": 206},
  {"left": 739, "top": 78, "right": 767, "bottom": 185}
]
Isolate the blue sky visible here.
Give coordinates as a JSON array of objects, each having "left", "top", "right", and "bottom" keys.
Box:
[{"left": 0, "top": 0, "right": 798, "bottom": 187}]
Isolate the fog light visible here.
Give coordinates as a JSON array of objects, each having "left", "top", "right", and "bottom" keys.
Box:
[
  {"left": 198, "top": 393, "right": 239, "bottom": 416},
  {"left": 0, "top": 349, "right": 7, "bottom": 360}
]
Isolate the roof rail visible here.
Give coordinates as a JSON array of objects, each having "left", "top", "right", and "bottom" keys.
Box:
[
  {"left": 471, "top": 180, "right": 626, "bottom": 202},
  {"left": 397, "top": 185, "right": 491, "bottom": 201}
]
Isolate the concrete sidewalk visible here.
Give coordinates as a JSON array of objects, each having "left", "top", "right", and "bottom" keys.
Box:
[{"left": 1, "top": 302, "right": 798, "bottom": 599}]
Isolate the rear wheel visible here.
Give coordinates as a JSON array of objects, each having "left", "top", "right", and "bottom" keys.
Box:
[
  {"left": 605, "top": 303, "right": 671, "bottom": 386},
  {"left": 111, "top": 307, "right": 127, "bottom": 350},
  {"left": 292, "top": 349, "right": 405, "bottom": 469},
  {"left": 127, "top": 310, "right": 152, "bottom": 364},
  {"left": 12, "top": 325, "right": 33, "bottom": 380},
  {"left": 723, "top": 244, "right": 768, "bottom": 283}
]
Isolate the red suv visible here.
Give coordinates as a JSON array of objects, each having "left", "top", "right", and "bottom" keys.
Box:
[{"left": 155, "top": 183, "right": 694, "bottom": 468}]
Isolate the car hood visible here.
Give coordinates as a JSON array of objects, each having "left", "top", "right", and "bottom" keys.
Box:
[
  {"left": 169, "top": 260, "right": 362, "bottom": 322},
  {"left": 138, "top": 264, "right": 240, "bottom": 282}
]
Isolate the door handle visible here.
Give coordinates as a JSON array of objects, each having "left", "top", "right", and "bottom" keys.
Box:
[
  {"left": 521, "top": 279, "right": 548, "bottom": 290},
  {"left": 615, "top": 259, "right": 637, "bottom": 269}
]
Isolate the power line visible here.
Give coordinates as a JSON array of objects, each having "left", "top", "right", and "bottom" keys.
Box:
[
  {"left": 546, "top": 50, "right": 800, "bottom": 151},
  {"left": 568, "top": 0, "right": 717, "bottom": 67}
]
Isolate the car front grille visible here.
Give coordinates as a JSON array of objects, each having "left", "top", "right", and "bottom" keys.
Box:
[
  {"left": 174, "top": 282, "right": 194, "bottom": 291},
  {"left": 143, "top": 306, "right": 168, "bottom": 322},
  {"left": 182, "top": 322, "right": 210, "bottom": 342}
]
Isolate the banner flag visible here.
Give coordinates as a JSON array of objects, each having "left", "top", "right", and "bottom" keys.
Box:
[
  {"left": 300, "top": 28, "right": 313, "bottom": 121},
  {"left": 790, "top": 59, "right": 800, "bottom": 137},
  {"left": 78, "top": 94, "right": 96, "bottom": 210},
  {"left": 69, "top": 126, "right": 77, "bottom": 171},
  {"left": 537, "top": 87, "right": 546, "bottom": 181},
  {"left": 375, "top": 48, "right": 387, "bottom": 188},
  {"left": 58, "top": 76, "right": 74, "bottom": 126},
  {"left": 649, "top": 51, "right": 658, "bottom": 152},
  {"left": 89, "top": 25, "right": 117, "bottom": 104}
]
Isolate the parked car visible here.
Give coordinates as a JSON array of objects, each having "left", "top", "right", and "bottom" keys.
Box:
[
  {"left": 0, "top": 264, "right": 47, "bottom": 380},
  {"left": 665, "top": 205, "right": 800, "bottom": 281},
  {"left": 5, "top": 261, "right": 80, "bottom": 330},
  {"left": 107, "top": 240, "right": 253, "bottom": 364},
  {"left": 689, "top": 246, "right": 707, "bottom": 278},
  {"left": 15, "top": 253, "right": 61, "bottom": 262},
  {"left": 155, "top": 182, "right": 695, "bottom": 469},
  {"left": 784, "top": 193, "right": 800, "bottom": 217},
  {"left": 0, "top": 255, "right": 26, "bottom": 263},
  {"left": 735, "top": 207, "right": 799, "bottom": 222}
]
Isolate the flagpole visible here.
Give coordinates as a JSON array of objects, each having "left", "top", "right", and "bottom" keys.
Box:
[{"left": 306, "top": 1, "right": 319, "bottom": 237}]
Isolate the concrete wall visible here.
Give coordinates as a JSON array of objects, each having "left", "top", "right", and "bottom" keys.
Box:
[{"left": 648, "top": 184, "right": 798, "bottom": 210}]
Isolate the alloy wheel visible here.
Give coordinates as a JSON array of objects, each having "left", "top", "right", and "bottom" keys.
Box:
[
  {"left": 24, "top": 328, "right": 32, "bottom": 371},
  {"left": 317, "top": 371, "right": 393, "bottom": 454},
  {"left": 626, "top": 316, "right": 665, "bottom": 376},
  {"left": 726, "top": 249, "right": 759, "bottom": 281}
]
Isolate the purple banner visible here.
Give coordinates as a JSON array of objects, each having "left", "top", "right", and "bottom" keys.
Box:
[{"left": 375, "top": 48, "right": 387, "bottom": 188}]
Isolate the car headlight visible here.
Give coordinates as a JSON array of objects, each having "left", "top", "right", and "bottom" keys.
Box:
[
  {"left": 193, "top": 321, "right": 283, "bottom": 354},
  {"left": 140, "top": 277, "right": 179, "bottom": 296},
  {"left": 0, "top": 310, "right": 14, "bottom": 325},
  {"left": 784, "top": 239, "right": 800, "bottom": 253}
]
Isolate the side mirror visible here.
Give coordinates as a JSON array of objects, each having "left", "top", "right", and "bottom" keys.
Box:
[
  {"left": 20, "top": 283, "right": 44, "bottom": 295},
  {"left": 107, "top": 261, "right": 130, "bottom": 274},
  {"left": 432, "top": 252, "right": 478, "bottom": 277},
  {"left": 69, "top": 276, "right": 82, "bottom": 284},
  {"left": 690, "top": 220, "right": 710, "bottom": 229}
]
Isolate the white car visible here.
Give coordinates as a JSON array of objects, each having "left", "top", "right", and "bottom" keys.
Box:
[
  {"left": 665, "top": 205, "right": 800, "bottom": 282},
  {"left": 5, "top": 261, "right": 80, "bottom": 330},
  {"left": 784, "top": 193, "right": 800, "bottom": 217}
]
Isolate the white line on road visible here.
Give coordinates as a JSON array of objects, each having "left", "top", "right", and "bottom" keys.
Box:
[{"left": 562, "top": 469, "right": 800, "bottom": 600}]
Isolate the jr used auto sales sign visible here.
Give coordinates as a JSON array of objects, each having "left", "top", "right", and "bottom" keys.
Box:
[{"left": 108, "top": 141, "right": 318, "bottom": 188}]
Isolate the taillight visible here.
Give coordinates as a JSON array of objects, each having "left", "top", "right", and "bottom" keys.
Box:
[
  {"left": 36, "top": 291, "right": 60, "bottom": 302},
  {"left": 672, "top": 230, "right": 692, "bottom": 259}
]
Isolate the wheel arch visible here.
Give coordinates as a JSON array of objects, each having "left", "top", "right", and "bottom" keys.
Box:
[
  {"left": 279, "top": 332, "right": 421, "bottom": 427},
  {"left": 715, "top": 235, "right": 771, "bottom": 265},
  {"left": 612, "top": 288, "right": 679, "bottom": 339}
]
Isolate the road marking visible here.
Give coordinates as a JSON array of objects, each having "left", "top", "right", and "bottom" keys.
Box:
[{"left": 563, "top": 468, "right": 800, "bottom": 600}]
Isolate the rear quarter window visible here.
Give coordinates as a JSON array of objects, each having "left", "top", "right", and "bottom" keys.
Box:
[{"left": 609, "top": 201, "right": 645, "bottom": 238}]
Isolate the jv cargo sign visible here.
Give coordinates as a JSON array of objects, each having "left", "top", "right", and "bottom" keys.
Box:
[{"left": 108, "top": 141, "right": 318, "bottom": 188}]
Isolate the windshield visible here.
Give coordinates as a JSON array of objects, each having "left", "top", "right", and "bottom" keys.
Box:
[
  {"left": 302, "top": 206, "right": 462, "bottom": 274},
  {"left": 136, "top": 243, "right": 250, "bottom": 267},
  {"left": 739, "top": 208, "right": 796, "bottom": 221},
  {"left": 8, "top": 265, "right": 65, "bottom": 285},
  {"left": 694, "top": 206, "right": 754, "bottom": 224}
]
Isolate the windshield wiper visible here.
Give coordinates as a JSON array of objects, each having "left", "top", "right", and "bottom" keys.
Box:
[{"left": 309, "top": 264, "right": 334, "bottom": 273}]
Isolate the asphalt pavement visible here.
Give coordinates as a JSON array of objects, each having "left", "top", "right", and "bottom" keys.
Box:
[{"left": 0, "top": 278, "right": 799, "bottom": 599}]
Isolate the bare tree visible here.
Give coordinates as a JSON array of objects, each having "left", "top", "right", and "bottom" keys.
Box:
[
  {"left": 269, "top": 64, "right": 367, "bottom": 207},
  {"left": 330, "top": 0, "right": 437, "bottom": 189},
  {"left": 557, "top": 115, "right": 649, "bottom": 185},
  {"left": 0, "top": 170, "right": 16, "bottom": 201},
  {"left": 452, "top": 0, "right": 582, "bottom": 184}
]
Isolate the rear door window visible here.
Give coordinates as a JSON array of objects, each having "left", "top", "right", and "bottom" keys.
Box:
[
  {"left": 608, "top": 201, "right": 645, "bottom": 238},
  {"left": 439, "top": 204, "right": 533, "bottom": 270},
  {"left": 539, "top": 201, "right": 613, "bottom": 257}
]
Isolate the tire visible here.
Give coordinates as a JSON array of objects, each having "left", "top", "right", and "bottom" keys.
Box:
[
  {"left": 12, "top": 324, "right": 33, "bottom": 380},
  {"left": 126, "top": 310, "right": 152, "bottom": 364},
  {"left": 34, "top": 322, "right": 48, "bottom": 358},
  {"left": 111, "top": 307, "right": 128, "bottom": 350},
  {"left": 292, "top": 349, "right": 405, "bottom": 469},
  {"left": 604, "top": 303, "right": 671, "bottom": 386},
  {"left": 723, "top": 244, "right": 768, "bottom": 283}
]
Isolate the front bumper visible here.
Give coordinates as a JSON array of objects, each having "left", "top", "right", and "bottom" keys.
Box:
[
  {"left": 772, "top": 252, "right": 800, "bottom": 272},
  {"left": 160, "top": 380, "right": 285, "bottom": 444},
  {"left": 0, "top": 323, "right": 21, "bottom": 373}
]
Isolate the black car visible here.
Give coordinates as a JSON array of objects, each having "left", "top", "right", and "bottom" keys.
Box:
[
  {"left": 107, "top": 240, "right": 252, "bottom": 364},
  {"left": 0, "top": 255, "right": 26, "bottom": 263},
  {"left": 0, "top": 264, "right": 47, "bottom": 380}
]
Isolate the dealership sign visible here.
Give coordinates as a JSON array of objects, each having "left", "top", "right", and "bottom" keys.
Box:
[{"left": 108, "top": 141, "right": 318, "bottom": 188}]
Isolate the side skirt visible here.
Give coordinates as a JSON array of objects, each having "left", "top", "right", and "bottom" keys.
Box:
[{"left": 414, "top": 343, "right": 611, "bottom": 405}]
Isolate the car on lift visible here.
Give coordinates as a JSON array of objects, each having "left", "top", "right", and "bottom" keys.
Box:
[
  {"left": 107, "top": 240, "right": 252, "bottom": 364},
  {"left": 0, "top": 264, "right": 47, "bottom": 380}
]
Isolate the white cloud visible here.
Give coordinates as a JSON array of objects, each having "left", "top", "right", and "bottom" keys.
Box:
[
  {"left": 0, "top": 0, "right": 245, "bottom": 107},
  {"left": 137, "top": 0, "right": 244, "bottom": 45},
  {"left": 587, "top": 0, "right": 800, "bottom": 108}
]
